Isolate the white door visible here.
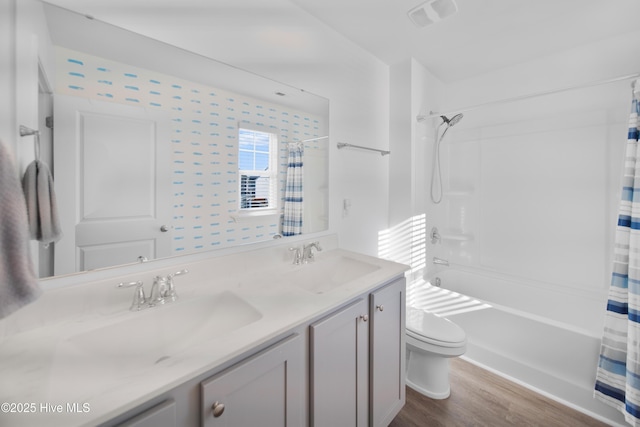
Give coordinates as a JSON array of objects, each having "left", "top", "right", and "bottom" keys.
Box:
[{"left": 54, "top": 95, "right": 172, "bottom": 276}]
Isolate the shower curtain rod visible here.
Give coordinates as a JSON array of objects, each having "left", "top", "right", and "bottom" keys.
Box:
[{"left": 421, "top": 72, "right": 640, "bottom": 121}]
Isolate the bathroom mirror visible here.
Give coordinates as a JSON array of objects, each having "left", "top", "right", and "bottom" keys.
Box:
[{"left": 38, "top": 2, "right": 329, "bottom": 278}]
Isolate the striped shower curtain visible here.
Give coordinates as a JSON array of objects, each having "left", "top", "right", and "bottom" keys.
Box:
[
  {"left": 282, "top": 142, "right": 303, "bottom": 236},
  {"left": 595, "top": 89, "right": 640, "bottom": 426}
]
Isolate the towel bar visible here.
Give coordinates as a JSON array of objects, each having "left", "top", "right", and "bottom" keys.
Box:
[
  {"left": 337, "top": 142, "right": 390, "bottom": 156},
  {"left": 19, "top": 125, "right": 39, "bottom": 137}
]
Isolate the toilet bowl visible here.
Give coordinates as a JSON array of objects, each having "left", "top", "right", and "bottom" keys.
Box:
[{"left": 405, "top": 306, "right": 466, "bottom": 399}]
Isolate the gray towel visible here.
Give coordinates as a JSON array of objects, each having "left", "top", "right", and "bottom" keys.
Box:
[
  {"left": 22, "top": 159, "right": 62, "bottom": 245},
  {"left": 0, "top": 140, "right": 41, "bottom": 319}
]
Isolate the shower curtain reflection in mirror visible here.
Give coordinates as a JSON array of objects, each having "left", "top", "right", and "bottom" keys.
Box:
[{"left": 282, "top": 142, "right": 304, "bottom": 236}]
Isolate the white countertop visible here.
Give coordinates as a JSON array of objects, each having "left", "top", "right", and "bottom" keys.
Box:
[{"left": 0, "top": 241, "right": 408, "bottom": 427}]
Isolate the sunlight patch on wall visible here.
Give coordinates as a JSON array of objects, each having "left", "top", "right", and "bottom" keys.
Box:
[{"left": 377, "top": 214, "right": 426, "bottom": 275}]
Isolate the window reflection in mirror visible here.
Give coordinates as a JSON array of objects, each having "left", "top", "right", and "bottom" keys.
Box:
[{"left": 238, "top": 127, "right": 278, "bottom": 213}]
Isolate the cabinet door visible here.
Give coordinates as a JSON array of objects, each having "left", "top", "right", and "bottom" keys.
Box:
[
  {"left": 200, "top": 334, "right": 303, "bottom": 427},
  {"left": 310, "top": 298, "right": 369, "bottom": 427},
  {"left": 370, "top": 278, "right": 406, "bottom": 427}
]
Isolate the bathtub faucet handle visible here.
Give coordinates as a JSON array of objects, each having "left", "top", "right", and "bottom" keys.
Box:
[{"left": 430, "top": 227, "right": 441, "bottom": 244}]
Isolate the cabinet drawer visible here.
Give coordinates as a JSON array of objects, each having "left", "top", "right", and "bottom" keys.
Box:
[{"left": 117, "top": 399, "right": 176, "bottom": 427}]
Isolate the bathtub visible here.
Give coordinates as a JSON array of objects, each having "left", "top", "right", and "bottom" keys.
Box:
[{"left": 409, "top": 269, "right": 627, "bottom": 426}]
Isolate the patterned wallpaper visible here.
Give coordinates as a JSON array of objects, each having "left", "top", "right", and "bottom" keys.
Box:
[{"left": 54, "top": 46, "right": 326, "bottom": 254}]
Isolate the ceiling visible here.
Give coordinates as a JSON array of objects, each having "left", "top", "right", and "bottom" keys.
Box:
[
  {"left": 290, "top": 0, "right": 640, "bottom": 82},
  {"left": 44, "top": 0, "right": 640, "bottom": 84}
]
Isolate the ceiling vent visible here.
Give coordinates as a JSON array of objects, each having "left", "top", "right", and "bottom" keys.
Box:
[{"left": 408, "top": 0, "right": 458, "bottom": 28}]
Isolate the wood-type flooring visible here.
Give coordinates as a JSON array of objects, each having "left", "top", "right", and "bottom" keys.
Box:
[{"left": 389, "top": 358, "right": 611, "bottom": 427}]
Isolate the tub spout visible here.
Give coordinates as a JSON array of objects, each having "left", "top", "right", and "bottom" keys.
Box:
[{"left": 433, "top": 257, "right": 449, "bottom": 266}]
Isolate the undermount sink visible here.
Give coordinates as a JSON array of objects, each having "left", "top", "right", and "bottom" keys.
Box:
[
  {"left": 47, "top": 291, "right": 261, "bottom": 400},
  {"left": 284, "top": 255, "right": 381, "bottom": 294}
]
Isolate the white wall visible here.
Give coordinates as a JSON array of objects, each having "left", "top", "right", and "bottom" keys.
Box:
[
  {"left": 0, "top": 0, "right": 53, "bottom": 160},
  {"left": 387, "top": 59, "right": 444, "bottom": 271},
  {"left": 0, "top": 0, "right": 16, "bottom": 154},
  {"left": 389, "top": 60, "right": 412, "bottom": 228},
  {"left": 0, "top": 0, "right": 55, "bottom": 170},
  {"left": 15, "top": 0, "right": 54, "bottom": 171}
]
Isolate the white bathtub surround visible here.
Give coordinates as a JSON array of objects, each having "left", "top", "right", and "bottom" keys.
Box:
[
  {"left": 594, "top": 91, "right": 640, "bottom": 426},
  {"left": 0, "top": 235, "right": 408, "bottom": 426},
  {"left": 414, "top": 271, "right": 628, "bottom": 426}
]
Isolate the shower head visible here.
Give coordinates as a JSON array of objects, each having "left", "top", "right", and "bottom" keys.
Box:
[
  {"left": 437, "top": 113, "right": 463, "bottom": 142},
  {"left": 441, "top": 113, "right": 463, "bottom": 127},
  {"left": 432, "top": 112, "right": 463, "bottom": 204}
]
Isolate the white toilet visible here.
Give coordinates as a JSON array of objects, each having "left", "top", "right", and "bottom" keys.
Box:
[{"left": 405, "top": 306, "right": 466, "bottom": 399}]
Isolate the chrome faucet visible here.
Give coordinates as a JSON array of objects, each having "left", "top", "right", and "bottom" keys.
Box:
[
  {"left": 150, "top": 269, "right": 189, "bottom": 307},
  {"left": 117, "top": 269, "right": 188, "bottom": 311},
  {"left": 149, "top": 275, "right": 169, "bottom": 307},
  {"left": 302, "top": 241, "right": 322, "bottom": 263}
]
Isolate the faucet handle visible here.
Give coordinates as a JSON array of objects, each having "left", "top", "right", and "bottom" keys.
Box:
[
  {"left": 303, "top": 241, "right": 322, "bottom": 263},
  {"left": 117, "top": 280, "right": 147, "bottom": 311},
  {"left": 304, "top": 241, "right": 322, "bottom": 250},
  {"left": 289, "top": 247, "right": 303, "bottom": 265},
  {"left": 170, "top": 268, "right": 189, "bottom": 278},
  {"left": 117, "top": 280, "right": 143, "bottom": 288},
  {"left": 165, "top": 269, "right": 187, "bottom": 303}
]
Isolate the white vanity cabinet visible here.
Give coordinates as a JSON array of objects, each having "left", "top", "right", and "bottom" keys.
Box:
[
  {"left": 200, "top": 333, "right": 305, "bottom": 427},
  {"left": 310, "top": 277, "right": 406, "bottom": 427},
  {"left": 369, "top": 278, "right": 405, "bottom": 427},
  {"left": 102, "top": 275, "right": 405, "bottom": 427},
  {"left": 310, "top": 298, "right": 370, "bottom": 427}
]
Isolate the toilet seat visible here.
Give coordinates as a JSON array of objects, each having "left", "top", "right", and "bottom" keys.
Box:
[{"left": 406, "top": 307, "right": 466, "bottom": 347}]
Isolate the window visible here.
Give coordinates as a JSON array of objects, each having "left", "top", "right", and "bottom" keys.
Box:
[{"left": 238, "top": 126, "right": 278, "bottom": 212}]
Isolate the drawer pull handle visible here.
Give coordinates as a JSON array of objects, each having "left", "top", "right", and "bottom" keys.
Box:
[
  {"left": 360, "top": 314, "right": 369, "bottom": 322},
  {"left": 376, "top": 304, "right": 384, "bottom": 312},
  {"left": 212, "top": 401, "right": 225, "bottom": 418}
]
